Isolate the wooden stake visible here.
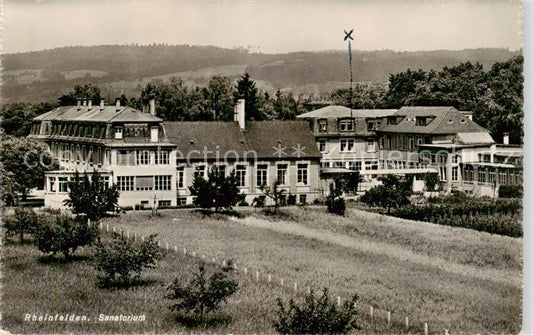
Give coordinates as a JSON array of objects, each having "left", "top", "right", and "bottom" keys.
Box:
[
  {"left": 106, "top": 223, "right": 109, "bottom": 231},
  {"left": 424, "top": 322, "right": 428, "bottom": 335},
  {"left": 370, "top": 306, "right": 373, "bottom": 319},
  {"left": 294, "top": 282, "right": 297, "bottom": 292},
  {"left": 244, "top": 267, "right": 248, "bottom": 275},
  {"left": 222, "top": 260, "right": 226, "bottom": 267},
  {"left": 280, "top": 278, "right": 284, "bottom": 287},
  {"left": 405, "top": 316, "right": 409, "bottom": 328},
  {"left": 166, "top": 242, "right": 169, "bottom": 250},
  {"left": 256, "top": 271, "right": 260, "bottom": 281},
  {"left": 268, "top": 274, "right": 272, "bottom": 282},
  {"left": 444, "top": 329, "right": 449, "bottom": 335},
  {"left": 183, "top": 248, "right": 187, "bottom": 255},
  {"left": 127, "top": 230, "right": 130, "bottom": 238},
  {"left": 337, "top": 296, "right": 341, "bottom": 307},
  {"left": 174, "top": 245, "right": 178, "bottom": 253},
  {"left": 387, "top": 311, "right": 391, "bottom": 324}
]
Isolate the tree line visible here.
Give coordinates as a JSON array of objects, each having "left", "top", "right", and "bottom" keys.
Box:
[{"left": 1, "top": 55, "right": 524, "bottom": 144}]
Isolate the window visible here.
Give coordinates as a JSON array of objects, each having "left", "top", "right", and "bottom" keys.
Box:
[
  {"left": 158, "top": 200, "right": 171, "bottom": 207},
  {"left": 256, "top": 164, "right": 268, "bottom": 187},
  {"left": 49, "top": 177, "right": 56, "bottom": 192},
  {"left": 320, "top": 161, "right": 330, "bottom": 168},
  {"left": 333, "top": 161, "right": 345, "bottom": 168},
  {"left": 115, "top": 126, "right": 123, "bottom": 139},
  {"left": 367, "top": 121, "right": 375, "bottom": 131},
  {"left": 136, "top": 150, "right": 151, "bottom": 165},
  {"left": 408, "top": 136, "right": 414, "bottom": 151},
  {"left": 99, "top": 176, "right": 109, "bottom": 189},
  {"left": 430, "top": 154, "right": 437, "bottom": 164},
  {"left": 277, "top": 164, "right": 288, "bottom": 185},
  {"left": 451, "top": 167, "right": 459, "bottom": 181},
  {"left": 339, "top": 119, "right": 354, "bottom": 132},
  {"left": 499, "top": 170, "right": 508, "bottom": 185},
  {"left": 348, "top": 161, "right": 362, "bottom": 171},
  {"left": 178, "top": 197, "right": 187, "bottom": 206},
  {"left": 299, "top": 194, "right": 307, "bottom": 204},
  {"left": 318, "top": 120, "right": 327, "bottom": 132},
  {"left": 318, "top": 139, "right": 326, "bottom": 152},
  {"left": 136, "top": 176, "right": 154, "bottom": 191},
  {"left": 438, "top": 154, "right": 447, "bottom": 164},
  {"left": 217, "top": 164, "right": 226, "bottom": 177},
  {"left": 155, "top": 175, "right": 172, "bottom": 191},
  {"left": 117, "top": 176, "right": 134, "bottom": 191},
  {"left": 235, "top": 165, "right": 246, "bottom": 187},
  {"left": 297, "top": 163, "right": 308, "bottom": 185},
  {"left": 464, "top": 167, "right": 474, "bottom": 182},
  {"left": 416, "top": 136, "right": 423, "bottom": 146},
  {"left": 451, "top": 155, "right": 459, "bottom": 164},
  {"left": 340, "top": 139, "right": 355, "bottom": 152},
  {"left": 155, "top": 150, "right": 169, "bottom": 165},
  {"left": 416, "top": 117, "right": 428, "bottom": 126},
  {"left": 366, "top": 160, "right": 379, "bottom": 170},
  {"left": 478, "top": 169, "right": 486, "bottom": 183},
  {"left": 366, "top": 139, "right": 376, "bottom": 152},
  {"left": 439, "top": 166, "right": 447, "bottom": 181},
  {"left": 177, "top": 166, "right": 185, "bottom": 188},
  {"left": 488, "top": 170, "right": 496, "bottom": 184},
  {"left": 195, "top": 165, "right": 206, "bottom": 179}
]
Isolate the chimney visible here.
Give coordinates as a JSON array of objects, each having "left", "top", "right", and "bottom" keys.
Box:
[
  {"left": 100, "top": 99, "right": 105, "bottom": 108},
  {"left": 149, "top": 99, "right": 156, "bottom": 116},
  {"left": 234, "top": 99, "right": 245, "bottom": 129},
  {"left": 150, "top": 126, "right": 159, "bottom": 143},
  {"left": 88, "top": 100, "right": 92, "bottom": 109},
  {"left": 116, "top": 99, "right": 121, "bottom": 109},
  {"left": 503, "top": 132, "right": 509, "bottom": 145}
]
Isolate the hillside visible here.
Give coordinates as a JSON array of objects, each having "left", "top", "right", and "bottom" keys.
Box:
[{"left": 1, "top": 45, "right": 520, "bottom": 103}]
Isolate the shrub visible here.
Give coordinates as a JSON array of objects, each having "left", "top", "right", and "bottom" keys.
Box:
[
  {"left": 166, "top": 262, "right": 238, "bottom": 323},
  {"left": 252, "top": 195, "right": 266, "bottom": 207},
  {"left": 3, "top": 207, "right": 39, "bottom": 243},
  {"left": 32, "top": 214, "right": 99, "bottom": 260},
  {"left": 423, "top": 173, "right": 440, "bottom": 191},
  {"left": 499, "top": 185, "right": 523, "bottom": 198},
  {"left": 260, "top": 180, "right": 287, "bottom": 214},
  {"left": 360, "top": 175, "right": 411, "bottom": 213},
  {"left": 325, "top": 183, "right": 346, "bottom": 216},
  {"left": 64, "top": 171, "right": 120, "bottom": 222},
  {"left": 94, "top": 232, "right": 161, "bottom": 287},
  {"left": 189, "top": 167, "right": 243, "bottom": 211},
  {"left": 287, "top": 194, "right": 297, "bottom": 206},
  {"left": 274, "top": 288, "right": 359, "bottom": 334}
]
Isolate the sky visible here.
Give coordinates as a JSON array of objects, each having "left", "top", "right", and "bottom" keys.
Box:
[{"left": 1, "top": 0, "right": 523, "bottom": 54}]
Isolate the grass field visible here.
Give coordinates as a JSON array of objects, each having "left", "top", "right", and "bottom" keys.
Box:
[{"left": 2, "top": 206, "right": 522, "bottom": 334}]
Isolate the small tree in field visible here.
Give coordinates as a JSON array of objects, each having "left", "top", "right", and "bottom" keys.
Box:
[
  {"left": 360, "top": 175, "right": 411, "bottom": 213},
  {"left": 32, "top": 214, "right": 99, "bottom": 260},
  {"left": 64, "top": 171, "right": 119, "bottom": 222},
  {"left": 325, "top": 183, "right": 346, "bottom": 216},
  {"left": 274, "top": 288, "right": 359, "bottom": 334},
  {"left": 3, "top": 207, "right": 39, "bottom": 243},
  {"left": 166, "top": 262, "right": 238, "bottom": 323},
  {"left": 189, "top": 166, "right": 243, "bottom": 211},
  {"left": 94, "top": 233, "right": 161, "bottom": 288},
  {"left": 260, "top": 179, "right": 286, "bottom": 214}
]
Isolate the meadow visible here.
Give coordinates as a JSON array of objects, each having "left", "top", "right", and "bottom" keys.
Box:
[{"left": 2, "top": 206, "right": 522, "bottom": 334}]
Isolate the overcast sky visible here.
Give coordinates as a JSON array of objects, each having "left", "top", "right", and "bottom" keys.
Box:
[{"left": 2, "top": 1, "right": 523, "bottom": 54}]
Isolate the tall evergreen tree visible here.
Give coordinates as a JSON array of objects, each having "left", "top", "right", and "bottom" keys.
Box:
[{"left": 233, "top": 72, "right": 263, "bottom": 121}]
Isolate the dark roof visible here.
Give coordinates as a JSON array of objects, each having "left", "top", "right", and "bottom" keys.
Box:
[
  {"left": 377, "top": 106, "right": 489, "bottom": 134},
  {"left": 34, "top": 105, "right": 161, "bottom": 123},
  {"left": 297, "top": 105, "right": 397, "bottom": 119},
  {"left": 244, "top": 121, "right": 321, "bottom": 159},
  {"left": 164, "top": 121, "right": 321, "bottom": 160}
]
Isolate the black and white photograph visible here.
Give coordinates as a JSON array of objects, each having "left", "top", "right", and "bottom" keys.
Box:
[{"left": 0, "top": 1, "right": 529, "bottom": 334}]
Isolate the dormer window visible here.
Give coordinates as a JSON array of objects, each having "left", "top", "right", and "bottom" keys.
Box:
[
  {"left": 115, "top": 126, "right": 123, "bottom": 139},
  {"left": 416, "top": 116, "right": 434, "bottom": 126},
  {"left": 367, "top": 120, "right": 375, "bottom": 131},
  {"left": 339, "top": 119, "right": 354, "bottom": 132},
  {"left": 387, "top": 116, "right": 401, "bottom": 125},
  {"left": 318, "top": 119, "right": 327, "bottom": 132}
]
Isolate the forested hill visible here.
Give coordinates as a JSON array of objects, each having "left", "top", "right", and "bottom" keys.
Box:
[{"left": 2, "top": 44, "right": 520, "bottom": 103}]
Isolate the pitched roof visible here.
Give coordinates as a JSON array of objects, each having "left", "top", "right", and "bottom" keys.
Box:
[
  {"left": 455, "top": 132, "right": 494, "bottom": 144},
  {"left": 297, "top": 105, "right": 397, "bottom": 119},
  {"left": 377, "top": 106, "right": 489, "bottom": 134},
  {"left": 163, "top": 121, "right": 321, "bottom": 160},
  {"left": 244, "top": 121, "right": 321, "bottom": 159},
  {"left": 33, "top": 105, "right": 161, "bottom": 123}
]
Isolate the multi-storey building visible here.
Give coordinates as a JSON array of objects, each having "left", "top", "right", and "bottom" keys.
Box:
[{"left": 30, "top": 99, "right": 321, "bottom": 208}]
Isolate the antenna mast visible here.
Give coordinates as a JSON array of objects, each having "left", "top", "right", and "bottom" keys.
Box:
[{"left": 344, "top": 28, "right": 354, "bottom": 118}]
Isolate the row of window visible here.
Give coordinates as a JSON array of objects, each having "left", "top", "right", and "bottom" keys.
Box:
[
  {"left": 117, "top": 150, "right": 170, "bottom": 166},
  {"left": 317, "top": 139, "right": 376, "bottom": 153},
  {"left": 117, "top": 175, "right": 172, "bottom": 191},
  {"left": 321, "top": 160, "right": 378, "bottom": 171},
  {"left": 464, "top": 168, "right": 521, "bottom": 185},
  {"left": 36, "top": 122, "right": 108, "bottom": 139},
  {"left": 380, "top": 134, "right": 431, "bottom": 151},
  {"left": 316, "top": 118, "right": 381, "bottom": 133},
  {"left": 48, "top": 176, "right": 110, "bottom": 193},
  {"left": 179, "top": 163, "right": 309, "bottom": 188}
]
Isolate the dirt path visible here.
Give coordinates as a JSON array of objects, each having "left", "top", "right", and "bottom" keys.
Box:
[{"left": 229, "top": 215, "right": 521, "bottom": 288}]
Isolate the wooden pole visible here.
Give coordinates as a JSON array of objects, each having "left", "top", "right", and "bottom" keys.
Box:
[
  {"left": 256, "top": 271, "right": 260, "bottom": 281},
  {"left": 387, "top": 311, "right": 391, "bottom": 324},
  {"left": 424, "top": 323, "right": 428, "bottom": 335},
  {"left": 337, "top": 296, "right": 341, "bottom": 307},
  {"left": 294, "top": 282, "right": 297, "bottom": 292},
  {"left": 405, "top": 316, "right": 409, "bottom": 328},
  {"left": 268, "top": 274, "right": 272, "bottom": 282},
  {"left": 370, "top": 306, "right": 373, "bottom": 319},
  {"left": 183, "top": 248, "right": 187, "bottom": 255},
  {"left": 280, "top": 278, "right": 284, "bottom": 287}
]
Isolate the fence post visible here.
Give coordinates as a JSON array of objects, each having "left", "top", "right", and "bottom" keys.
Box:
[
  {"left": 370, "top": 306, "right": 373, "bottom": 319},
  {"left": 256, "top": 271, "right": 260, "bottom": 281},
  {"left": 166, "top": 242, "right": 169, "bottom": 250},
  {"left": 212, "top": 257, "right": 216, "bottom": 263},
  {"left": 244, "top": 267, "right": 248, "bottom": 275},
  {"left": 106, "top": 224, "right": 109, "bottom": 232},
  {"left": 174, "top": 245, "right": 178, "bottom": 253},
  {"left": 444, "top": 329, "right": 449, "bottom": 335},
  {"left": 387, "top": 311, "right": 391, "bottom": 324},
  {"left": 142, "top": 236, "right": 145, "bottom": 242},
  {"left": 280, "top": 278, "right": 284, "bottom": 287},
  {"left": 134, "top": 232, "right": 137, "bottom": 240},
  {"left": 337, "top": 296, "right": 341, "bottom": 307},
  {"left": 268, "top": 274, "right": 272, "bottom": 283},
  {"left": 307, "top": 286, "right": 311, "bottom": 294},
  {"left": 113, "top": 226, "right": 115, "bottom": 232},
  {"left": 294, "top": 282, "right": 297, "bottom": 292},
  {"left": 192, "top": 251, "right": 196, "bottom": 257},
  {"left": 127, "top": 230, "right": 130, "bottom": 239},
  {"left": 424, "top": 323, "right": 428, "bottom": 335},
  {"left": 405, "top": 316, "right": 409, "bottom": 328},
  {"left": 202, "top": 254, "right": 206, "bottom": 260},
  {"left": 183, "top": 248, "right": 187, "bottom": 255},
  {"left": 99, "top": 222, "right": 102, "bottom": 230}
]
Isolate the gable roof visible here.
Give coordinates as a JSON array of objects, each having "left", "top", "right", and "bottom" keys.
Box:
[
  {"left": 377, "top": 106, "right": 489, "bottom": 134},
  {"left": 33, "top": 105, "right": 161, "bottom": 123},
  {"left": 297, "top": 105, "right": 397, "bottom": 119},
  {"left": 163, "top": 121, "right": 321, "bottom": 161}
]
